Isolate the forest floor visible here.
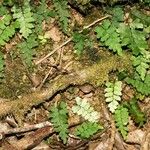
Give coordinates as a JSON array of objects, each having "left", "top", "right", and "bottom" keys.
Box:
[{"left": 0, "top": 1, "right": 150, "bottom": 150}]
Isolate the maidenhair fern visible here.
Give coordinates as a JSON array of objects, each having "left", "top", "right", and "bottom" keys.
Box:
[
  {"left": 0, "top": 14, "right": 17, "bottom": 46},
  {"left": 12, "top": 1, "right": 35, "bottom": 38},
  {"left": 132, "top": 50, "right": 150, "bottom": 80},
  {"left": 126, "top": 74, "right": 150, "bottom": 95},
  {"left": 124, "top": 98, "right": 146, "bottom": 126},
  {"left": 49, "top": 101, "right": 69, "bottom": 144},
  {"left": 105, "top": 81, "right": 122, "bottom": 113},
  {"left": 72, "top": 97, "right": 100, "bottom": 122},
  {"left": 75, "top": 122, "right": 103, "bottom": 139},
  {"left": 53, "top": 0, "right": 69, "bottom": 33},
  {"left": 114, "top": 106, "right": 129, "bottom": 139},
  {"left": 95, "top": 20, "right": 122, "bottom": 56},
  {"left": 17, "top": 34, "right": 38, "bottom": 67}
]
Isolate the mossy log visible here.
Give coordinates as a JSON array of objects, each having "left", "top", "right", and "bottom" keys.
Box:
[{"left": 0, "top": 52, "right": 131, "bottom": 125}]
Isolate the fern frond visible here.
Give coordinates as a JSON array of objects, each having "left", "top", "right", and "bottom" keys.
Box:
[
  {"left": 17, "top": 34, "right": 38, "bottom": 67},
  {"left": 126, "top": 75, "right": 150, "bottom": 95},
  {"left": 0, "top": 15, "right": 17, "bottom": 46},
  {"left": 114, "top": 106, "right": 129, "bottom": 139},
  {"left": 124, "top": 98, "right": 146, "bottom": 126},
  {"left": 105, "top": 81, "right": 122, "bottom": 113},
  {"left": 95, "top": 20, "right": 122, "bottom": 56},
  {"left": 12, "top": 1, "right": 35, "bottom": 38},
  {"left": 75, "top": 122, "right": 103, "bottom": 139},
  {"left": 72, "top": 97, "right": 100, "bottom": 122},
  {"left": 53, "top": 0, "right": 69, "bottom": 33},
  {"left": 132, "top": 50, "right": 150, "bottom": 80},
  {"left": 49, "top": 102, "right": 69, "bottom": 144},
  {"left": 117, "top": 22, "right": 148, "bottom": 55}
]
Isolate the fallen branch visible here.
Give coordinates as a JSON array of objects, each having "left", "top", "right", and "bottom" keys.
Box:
[
  {"left": 35, "top": 15, "right": 110, "bottom": 65},
  {"left": 0, "top": 121, "right": 52, "bottom": 139}
]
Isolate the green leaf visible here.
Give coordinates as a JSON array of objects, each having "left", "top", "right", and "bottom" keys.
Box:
[
  {"left": 53, "top": 0, "right": 69, "bottom": 33},
  {"left": 105, "top": 81, "right": 122, "bottom": 113},
  {"left": 114, "top": 106, "right": 129, "bottom": 139},
  {"left": 72, "top": 97, "right": 100, "bottom": 122},
  {"left": 95, "top": 20, "right": 122, "bottom": 56},
  {"left": 75, "top": 122, "right": 103, "bottom": 139},
  {"left": 117, "top": 23, "right": 148, "bottom": 55},
  {"left": 49, "top": 101, "right": 69, "bottom": 144},
  {"left": 124, "top": 98, "right": 146, "bottom": 126},
  {"left": 0, "top": 51, "right": 4, "bottom": 79},
  {"left": 126, "top": 74, "right": 150, "bottom": 95},
  {"left": 12, "top": 2, "right": 35, "bottom": 38},
  {"left": 17, "top": 34, "right": 38, "bottom": 67}
]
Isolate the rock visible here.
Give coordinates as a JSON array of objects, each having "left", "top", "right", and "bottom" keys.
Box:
[{"left": 79, "top": 84, "right": 94, "bottom": 94}]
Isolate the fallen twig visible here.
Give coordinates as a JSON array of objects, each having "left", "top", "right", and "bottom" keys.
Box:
[
  {"left": 0, "top": 121, "right": 52, "bottom": 139},
  {"left": 35, "top": 15, "right": 110, "bottom": 65}
]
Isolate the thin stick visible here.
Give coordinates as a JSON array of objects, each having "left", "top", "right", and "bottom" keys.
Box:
[{"left": 35, "top": 15, "right": 110, "bottom": 65}]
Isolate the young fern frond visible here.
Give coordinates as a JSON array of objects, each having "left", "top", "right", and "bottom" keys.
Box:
[
  {"left": 12, "top": 1, "right": 35, "bottom": 38},
  {"left": 75, "top": 122, "right": 103, "bottom": 139},
  {"left": 114, "top": 106, "right": 129, "bottom": 139},
  {"left": 72, "top": 97, "right": 100, "bottom": 122},
  {"left": 49, "top": 102, "right": 69, "bottom": 144},
  {"left": 105, "top": 81, "right": 122, "bottom": 113}
]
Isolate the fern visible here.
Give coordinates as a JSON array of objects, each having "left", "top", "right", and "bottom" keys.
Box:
[
  {"left": 49, "top": 101, "right": 69, "bottom": 144},
  {"left": 124, "top": 98, "right": 146, "bottom": 126},
  {"left": 33, "top": 0, "right": 55, "bottom": 34},
  {"left": 126, "top": 74, "right": 150, "bottom": 95},
  {"left": 105, "top": 81, "right": 122, "bottom": 113},
  {"left": 0, "top": 51, "right": 4, "bottom": 79},
  {"left": 117, "top": 21, "right": 148, "bottom": 55},
  {"left": 72, "top": 97, "right": 100, "bottom": 122},
  {"left": 72, "top": 32, "right": 87, "bottom": 56},
  {"left": 53, "top": 0, "right": 69, "bottom": 33},
  {"left": 12, "top": 1, "right": 35, "bottom": 38},
  {"left": 75, "top": 122, "right": 103, "bottom": 139},
  {"left": 0, "top": 15, "right": 17, "bottom": 46},
  {"left": 17, "top": 34, "right": 38, "bottom": 67},
  {"left": 132, "top": 50, "right": 150, "bottom": 80},
  {"left": 114, "top": 106, "right": 129, "bottom": 139},
  {"left": 95, "top": 20, "right": 122, "bottom": 56}
]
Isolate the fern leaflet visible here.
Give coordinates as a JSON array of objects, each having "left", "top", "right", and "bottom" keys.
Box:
[
  {"left": 95, "top": 20, "right": 122, "bottom": 56},
  {"left": 132, "top": 50, "right": 150, "bottom": 80},
  {"left": 12, "top": 1, "right": 35, "bottom": 38},
  {"left": 117, "top": 22, "right": 148, "bottom": 55},
  {"left": 75, "top": 122, "right": 103, "bottom": 139},
  {"left": 49, "top": 101, "right": 69, "bottom": 144},
  {"left": 72, "top": 97, "right": 100, "bottom": 122},
  {"left": 105, "top": 81, "right": 122, "bottom": 113},
  {"left": 114, "top": 106, "right": 129, "bottom": 139},
  {"left": 0, "top": 15, "right": 17, "bottom": 46},
  {"left": 53, "top": 0, "right": 69, "bottom": 33},
  {"left": 126, "top": 75, "right": 150, "bottom": 95},
  {"left": 17, "top": 34, "right": 38, "bottom": 67},
  {"left": 124, "top": 98, "right": 146, "bottom": 126}
]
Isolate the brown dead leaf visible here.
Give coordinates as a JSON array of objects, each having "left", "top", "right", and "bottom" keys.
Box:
[{"left": 45, "top": 27, "right": 61, "bottom": 42}]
